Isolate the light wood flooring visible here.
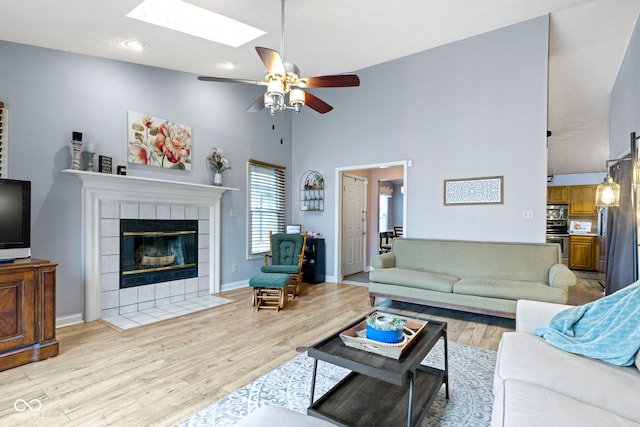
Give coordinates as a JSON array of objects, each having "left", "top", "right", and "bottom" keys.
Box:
[{"left": 0, "top": 279, "right": 597, "bottom": 426}]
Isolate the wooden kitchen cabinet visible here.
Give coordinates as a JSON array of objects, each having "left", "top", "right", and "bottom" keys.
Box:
[
  {"left": 568, "top": 236, "right": 598, "bottom": 270},
  {"left": 0, "top": 258, "right": 58, "bottom": 371},
  {"left": 568, "top": 185, "right": 598, "bottom": 216},
  {"left": 547, "top": 186, "right": 570, "bottom": 204}
]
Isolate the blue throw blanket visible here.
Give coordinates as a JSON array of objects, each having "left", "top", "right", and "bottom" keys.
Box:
[{"left": 535, "top": 281, "right": 640, "bottom": 366}]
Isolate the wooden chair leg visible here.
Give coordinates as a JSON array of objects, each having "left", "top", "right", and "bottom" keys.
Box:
[
  {"left": 287, "top": 277, "right": 296, "bottom": 300},
  {"left": 290, "top": 273, "right": 303, "bottom": 296},
  {"left": 254, "top": 287, "right": 261, "bottom": 311},
  {"left": 297, "top": 272, "right": 303, "bottom": 295},
  {"left": 253, "top": 287, "right": 288, "bottom": 312}
]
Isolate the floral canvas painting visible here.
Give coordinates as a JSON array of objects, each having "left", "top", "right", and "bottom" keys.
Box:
[{"left": 127, "top": 111, "right": 192, "bottom": 170}]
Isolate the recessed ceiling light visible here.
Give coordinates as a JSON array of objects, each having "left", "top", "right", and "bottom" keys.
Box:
[
  {"left": 126, "top": 0, "right": 266, "bottom": 48},
  {"left": 125, "top": 40, "right": 148, "bottom": 51},
  {"left": 222, "top": 61, "right": 237, "bottom": 69}
]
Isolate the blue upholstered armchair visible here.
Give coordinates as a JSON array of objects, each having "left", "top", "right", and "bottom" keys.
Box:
[{"left": 262, "top": 232, "right": 307, "bottom": 296}]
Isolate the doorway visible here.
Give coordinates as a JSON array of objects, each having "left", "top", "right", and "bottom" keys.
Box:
[
  {"left": 335, "top": 161, "right": 408, "bottom": 282},
  {"left": 378, "top": 179, "right": 404, "bottom": 237},
  {"left": 341, "top": 174, "right": 367, "bottom": 276}
]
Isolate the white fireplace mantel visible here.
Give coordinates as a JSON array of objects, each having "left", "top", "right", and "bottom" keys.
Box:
[{"left": 62, "top": 169, "right": 238, "bottom": 322}]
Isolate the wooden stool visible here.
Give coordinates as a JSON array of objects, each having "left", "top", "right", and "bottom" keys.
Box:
[{"left": 249, "top": 273, "right": 291, "bottom": 312}]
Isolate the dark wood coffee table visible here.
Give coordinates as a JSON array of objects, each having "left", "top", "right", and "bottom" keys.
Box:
[{"left": 307, "top": 312, "right": 448, "bottom": 427}]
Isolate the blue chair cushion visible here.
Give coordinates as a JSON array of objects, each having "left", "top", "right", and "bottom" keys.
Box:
[
  {"left": 261, "top": 265, "right": 300, "bottom": 274},
  {"left": 271, "top": 233, "right": 304, "bottom": 267},
  {"left": 249, "top": 273, "right": 291, "bottom": 288}
]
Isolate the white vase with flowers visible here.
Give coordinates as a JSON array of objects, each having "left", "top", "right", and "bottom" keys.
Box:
[{"left": 207, "top": 148, "right": 230, "bottom": 186}]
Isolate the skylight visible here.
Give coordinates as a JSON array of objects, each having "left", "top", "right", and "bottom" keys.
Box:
[{"left": 126, "top": 0, "right": 266, "bottom": 48}]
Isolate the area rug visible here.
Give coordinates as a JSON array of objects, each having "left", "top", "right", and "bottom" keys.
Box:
[{"left": 179, "top": 341, "right": 496, "bottom": 426}]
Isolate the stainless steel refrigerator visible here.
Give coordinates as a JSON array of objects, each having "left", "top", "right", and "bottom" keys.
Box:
[{"left": 598, "top": 207, "right": 608, "bottom": 287}]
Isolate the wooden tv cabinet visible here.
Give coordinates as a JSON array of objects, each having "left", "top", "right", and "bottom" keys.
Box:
[{"left": 0, "top": 258, "right": 58, "bottom": 371}]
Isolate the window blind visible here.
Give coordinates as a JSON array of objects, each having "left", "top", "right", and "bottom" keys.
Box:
[{"left": 248, "top": 159, "right": 286, "bottom": 256}]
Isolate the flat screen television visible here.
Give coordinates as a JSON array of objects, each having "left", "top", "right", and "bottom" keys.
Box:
[{"left": 0, "top": 178, "right": 31, "bottom": 262}]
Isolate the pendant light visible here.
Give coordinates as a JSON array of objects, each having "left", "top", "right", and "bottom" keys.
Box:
[
  {"left": 595, "top": 175, "right": 620, "bottom": 207},
  {"left": 595, "top": 157, "right": 631, "bottom": 207}
]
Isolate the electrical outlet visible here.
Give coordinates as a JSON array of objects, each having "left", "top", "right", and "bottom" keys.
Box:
[
  {"left": 522, "top": 210, "right": 534, "bottom": 220},
  {"left": 230, "top": 208, "right": 237, "bottom": 217},
  {"left": 232, "top": 263, "right": 238, "bottom": 272}
]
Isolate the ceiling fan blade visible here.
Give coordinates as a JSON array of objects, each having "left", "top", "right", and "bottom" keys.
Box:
[
  {"left": 198, "top": 76, "right": 265, "bottom": 86},
  {"left": 247, "top": 95, "right": 265, "bottom": 113},
  {"left": 255, "top": 47, "right": 286, "bottom": 75},
  {"left": 296, "top": 74, "right": 360, "bottom": 88},
  {"left": 304, "top": 92, "right": 333, "bottom": 114}
]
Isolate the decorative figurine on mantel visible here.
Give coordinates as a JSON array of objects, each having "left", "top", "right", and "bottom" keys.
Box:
[
  {"left": 70, "top": 131, "right": 83, "bottom": 170},
  {"left": 207, "top": 148, "right": 230, "bottom": 186},
  {"left": 82, "top": 142, "right": 96, "bottom": 172}
]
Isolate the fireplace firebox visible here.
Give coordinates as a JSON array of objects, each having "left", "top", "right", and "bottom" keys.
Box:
[{"left": 120, "top": 219, "right": 198, "bottom": 288}]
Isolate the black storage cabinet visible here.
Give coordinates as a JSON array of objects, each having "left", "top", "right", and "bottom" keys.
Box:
[{"left": 303, "top": 238, "right": 325, "bottom": 284}]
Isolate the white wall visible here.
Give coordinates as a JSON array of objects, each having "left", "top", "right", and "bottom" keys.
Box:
[{"left": 292, "top": 16, "right": 550, "bottom": 278}]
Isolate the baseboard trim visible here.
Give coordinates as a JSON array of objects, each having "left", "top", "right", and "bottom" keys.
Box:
[
  {"left": 221, "top": 279, "right": 250, "bottom": 292},
  {"left": 56, "top": 313, "right": 84, "bottom": 328}
]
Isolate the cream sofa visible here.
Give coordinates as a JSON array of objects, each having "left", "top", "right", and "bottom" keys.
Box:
[
  {"left": 369, "top": 239, "right": 576, "bottom": 318},
  {"left": 492, "top": 299, "right": 640, "bottom": 426}
]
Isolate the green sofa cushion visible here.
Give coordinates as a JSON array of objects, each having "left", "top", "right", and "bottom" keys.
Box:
[
  {"left": 454, "top": 278, "right": 567, "bottom": 302},
  {"left": 391, "top": 239, "right": 561, "bottom": 284},
  {"left": 369, "top": 268, "right": 458, "bottom": 293}
]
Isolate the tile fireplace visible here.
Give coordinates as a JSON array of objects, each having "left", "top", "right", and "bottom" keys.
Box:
[
  {"left": 63, "top": 169, "right": 237, "bottom": 322},
  {"left": 120, "top": 219, "right": 199, "bottom": 289}
]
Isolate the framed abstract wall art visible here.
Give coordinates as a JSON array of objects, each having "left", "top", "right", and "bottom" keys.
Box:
[
  {"left": 444, "top": 176, "right": 504, "bottom": 205},
  {"left": 127, "top": 111, "right": 192, "bottom": 170}
]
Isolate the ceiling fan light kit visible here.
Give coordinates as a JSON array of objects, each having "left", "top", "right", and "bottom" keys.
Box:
[{"left": 198, "top": 0, "right": 360, "bottom": 115}]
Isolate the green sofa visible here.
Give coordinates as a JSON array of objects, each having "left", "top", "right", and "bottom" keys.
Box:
[{"left": 369, "top": 239, "right": 577, "bottom": 318}]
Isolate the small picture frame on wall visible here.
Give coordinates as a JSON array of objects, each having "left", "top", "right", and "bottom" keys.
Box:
[
  {"left": 99, "top": 155, "right": 113, "bottom": 174},
  {"left": 444, "top": 176, "right": 504, "bottom": 205},
  {"left": 286, "top": 224, "right": 302, "bottom": 234}
]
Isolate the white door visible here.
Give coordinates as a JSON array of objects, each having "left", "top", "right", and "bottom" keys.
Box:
[{"left": 342, "top": 174, "right": 367, "bottom": 277}]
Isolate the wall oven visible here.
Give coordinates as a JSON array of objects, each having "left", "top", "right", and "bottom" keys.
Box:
[
  {"left": 546, "top": 234, "right": 568, "bottom": 260},
  {"left": 546, "top": 205, "right": 569, "bottom": 263},
  {"left": 546, "top": 204, "right": 568, "bottom": 221}
]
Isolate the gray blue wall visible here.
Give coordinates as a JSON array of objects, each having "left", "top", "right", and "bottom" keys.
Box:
[
  {"left": 611, "top": 16, "right": 640, "bottom": 158},
  {"left": 1, "top": 14, "right": 553, "bottom": 319},
  {"left": 0, "top": 41, "right": 293, "bottom": 317},
  {"left": 609, "top": 14, "right": 640, "bottom": 285},
  {"left": 292, "top": 16, "right": 550, "bottom": 276}
]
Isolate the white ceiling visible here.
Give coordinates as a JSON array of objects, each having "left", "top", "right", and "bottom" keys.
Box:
[{"left": 1, "top": 0, "right": 639, "bottom": 174}]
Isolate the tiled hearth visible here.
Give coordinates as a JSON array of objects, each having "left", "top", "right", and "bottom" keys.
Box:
[
  {"left": 63, "top": 169, "right": 236, "bottom": 324},
  {"left": 102, "top": 294, "right": 232, "bottom": 330}
]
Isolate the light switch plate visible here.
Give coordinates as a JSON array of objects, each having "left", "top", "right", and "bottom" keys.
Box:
[{"left": 522, "top": 210, "right": 534, "bottom": 220}]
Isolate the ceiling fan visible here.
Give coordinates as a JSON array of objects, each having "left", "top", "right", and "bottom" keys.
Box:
[{"left": 197, "top": 0, "right": 360, "bottom": 115}]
